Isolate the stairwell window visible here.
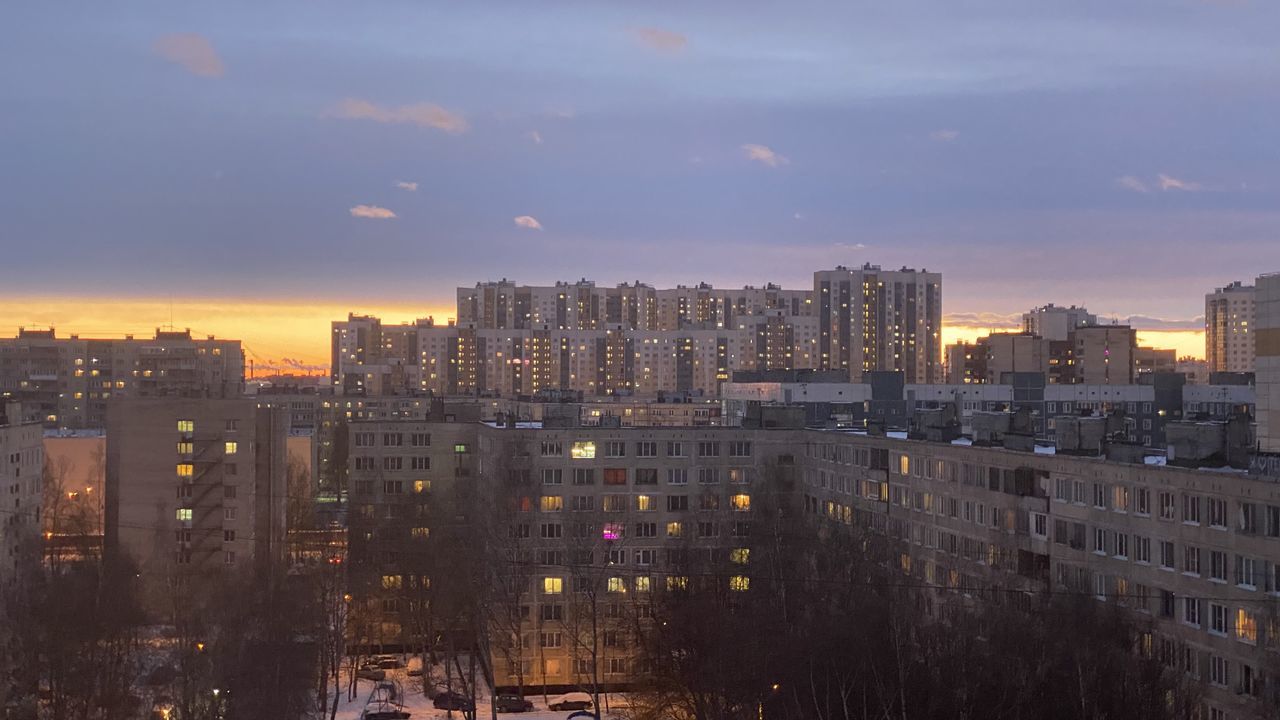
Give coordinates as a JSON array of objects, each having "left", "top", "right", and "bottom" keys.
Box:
[{"left": 224, "top": 441, "right": 238, "bottom": 455}]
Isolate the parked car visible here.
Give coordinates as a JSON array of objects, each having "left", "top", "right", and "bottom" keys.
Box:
[
  {"left": 432, "top": 691, "right": 475, "bottom": 711},
  {"left": 548, "top": 692, "right": 594, "bottom": 711},
  {"left": 356, "top": 666, "right": 386, "bottom": 681},
  {"left": 494, "top": 693, "right": 534, "bottom": 713},
  {"left": 376, "top": 658, "right": 405, "bottom": 670}
]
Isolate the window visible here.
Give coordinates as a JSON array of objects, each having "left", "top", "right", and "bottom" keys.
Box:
[
  {"left": 411, "top": 456, "right": 430, "bottom": 470},
  {"left": 730, "top": 548, "right": 749, "bottom": 564},
  {"left": 224, "top": 551, "right": 235, "bottom": 565},
  {"left": 573, "top": 468, "right": 595, "bottom": 485},
  {"left": 176, "top": 508, "right": 192, "bottom": 522},
  {"left": 1160, "top": 591, "right": 1175, "bottom": 617},
  {"left": 354, "top": 432, "right": 375, "bottom": 447},
  {"left": 635, "top": 495, "right": 656, "bottom": 512},
  {"left": 223, "top": 484, "right": 237, "bottom": 499},
  {"left": 635, "top": 522, "right": 657, "bottom": 538},
  {"left": 1207, "top": 498, "right": 1227, "bottom": 528},
  {"left": 1135, "top": 488, "right": 1150, "bottom": 515},
  {"left": 542, "top": 469, "right": 562, "bottom": 485},
  {"left": 666, "top": 521, "right": 683, "bottom": 538},
  {"left": 1183, "top": 546, "right": 1201, "bottom": 575},
  {"left": 1134, "top": 536, "right": 1150, "bottom": 564},
  {"left": 176, "top": 441, "right": 193, "bottom": 455},
  {"left": 667, "top": 441, "right": 685, "bottom": 457},
  {"left": 571, "top": 495, "right": 594, "bottom": 512},
  {"left": 1209, "top": 603, "right": 1228, "bottom": 635},
  {"left": 177, "top": 419, "right": 194, "bottom": 433},
  {"left": 634, "top": 576, "right": 651, "bottom": 592},
  {"left": 1208, "top": 655, "right": 1228, "bottom": 687},
  {"left": 728, "top": 441, "right": 752, "bottom": 457},
  {"left": 1092, "top": 483, "right": 1107, "bottom": 509},
  {"left": 382, "top": 433, "right": 402, "bottom": 447},
  {"left": 1209, "top": 551, "right": 1227, "bottom": 582},
  {"left": 224, "top": 441, "right": 238, "bottom": 455},
  {"left": 697, "top": 521, "right": 718, "bottom": 538},
  {"left": 382, "top": 457, "right": 402, "bottom": 471},
  {"left": 1235, "top": 555, "right": 1258, "bottom": 588},
  {"left": 1181, "top": 494, "right": 1201, "bottom": 524},
  {"left": 636, "top": 441, "right": 657, "bottom": 457},
  {"left": 223, "top": 530, "right": 236, "bottom": 542},
  {"left": 540, "top": 604, "right": 563, "bottom": 621},
  {"left": 1112, "top": 485, "right": 1130, "bottom": 512},
  {"left": 540, "top": 441, "right": 563, "bottom": 457},
  {"left": 729, "top": 575, "right": 750, "bottom": 592},
  {"left": 697, "top": 441, "right": 719, "bottom": 457},
  {"left": 699, "top": 494, "right": 720, "bottom": 511},
  {"left": 414, "top": 479, "right": 430, "bottom": 493},
  {"left": 667, "top": 468, "right": 688, "bottom": 485},
  {"left": 605, "top": 441, "right": 626, "bottom": 457},
  {"left": 176, "top": 463, "right": 193, "bottom": 478},
  {"left": 635, "top": 468, "right": 658, "bottom": 485},
  {"left": 607, "top": 577, "right": 626, "bottom": 593},
  {"left": 411, "top": 432, "right": 431, "bottom": 447},
  {"left": 1183, "top": 597, "right": 1201, "bottom": 627},
  {"left": 539, "top": 632, "right": 562, "bottom": 648},
  {"left": 1159, "top": 541, "right": 1175, "bottom": 570},
  {"left": 635, "top": 549, "right": 655, "bottom": 566},
  {"left": 224, "top": 507, "right": 237, "bottom": 521},
  {"left": 1114, "top": 533, "right": 1128, "bottom": 559},
  {"left": 543, "top": 659, "right": 562, "bottom": 676},
  {"left": 607, "top": 658, "right": 626, "bottom": 675},
  {"left": 1237, "top": 608, "right": 1258, "bottom": 644},
  {"left": 223, "top": 418, "right": 237, "bottom": 431},
  {"left": 667, "top": 495, "right": 688, "bottom": 511},
  {"left": 603, "top": 468, "right": 627, "bottom": 485},
  {"left": 454, "top": 443, "right": 470, "bottom": 454},
  {"left": 1158, "top": 492, "right": 1175, "bottom": 520},
  {"left": 603, "top": 522, "right": 624, "bottom": 540},
  {"left": 539, "top": 523, "right": 562, "bottom": 539},
  {"left": 603, "top": 495, "right": 626, "bottom": 513},
  {"left": 698, "top": 467, "right": 719, "bottom": 484},
  {"left": 539, "top": 496, "right": 562, "bottom": 512},
  {"left": 1267, "top": 505, "right": 1280, "bottom": 537},
  {"left": 542, "top": 577, "right": 563, "bottom": 594},
  {"left": 730, "top": 494, "right": 751, "bottom": 512}
]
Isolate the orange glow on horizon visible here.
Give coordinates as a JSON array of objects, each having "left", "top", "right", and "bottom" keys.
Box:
[
  {"left": 943, "top": 325, "right": 1204, "bottom": 361},
  {"left": 0, "top": 297, "right": 454, "bottom": 373}
]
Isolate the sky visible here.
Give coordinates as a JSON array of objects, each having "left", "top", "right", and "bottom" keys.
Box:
[{"left": 3, "top": 0, "right": 1278, "bottom": 367}]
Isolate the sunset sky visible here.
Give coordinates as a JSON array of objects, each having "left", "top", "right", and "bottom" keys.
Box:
[{"left": 4, "top": 1, "right": 1277, "bottom": 367}]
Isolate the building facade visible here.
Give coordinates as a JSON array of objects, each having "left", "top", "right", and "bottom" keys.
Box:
[
  {"left": 104, "top": 398, "right": 287, "bottom": 599},
  {"left": 1207, "top": 282, "right": 1257, "bottom": 375},
  {"left": 0, "top": 403, "right": 43, "bottom": 700},
  {"left": 0, "top": 328, "right": 244, "bottom": 429},
  {"left": 1257, "top": 274, "right": 1280, "bottom": 455}
]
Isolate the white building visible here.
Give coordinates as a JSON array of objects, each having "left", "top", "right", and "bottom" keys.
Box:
[{"left": 1022, "top": 304, "right": 1097, "bottom": 342}]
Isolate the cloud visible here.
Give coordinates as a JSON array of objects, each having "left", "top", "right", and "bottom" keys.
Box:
[
  {"left": 929, "top": 129, "right": 960, "bottom": 142},
  {"left": 1157, "top": 173, "right": 1202, "bottom": 192},
  {"left": 527, "top": 130, "right": 543, "bottom": 145},
  {"left": 326, "top": 98, "right": 469, "bottom": 134},
  {"left": 1123, "top": 314, "right": 1205, "bottom": 330},
  {"left": 153, "top": 33, "right": 225, "bottom": 78},
  {"left": 395, "top": 181, "right": 418, "bottom": 191},
  {"left": 513, "top": 215, "right": 543, "bottom": 230},
  {"left": 944, "top": 312, "right": 1023, "bottom": 329},
  {"left": 741, "top": 144, "right": 789, "bottom": 167},
  {"left": 350, "top": 205, "right": 396, "bottom": 219},
  {"left": 793, "top": 212, "right": 804, "bottom": 221},
  {"left": 1115, "top": 175, "right": 1150, "bottom": 193},
  {"left": 632, "top": 27, "right": 688, "bottom": 53}
]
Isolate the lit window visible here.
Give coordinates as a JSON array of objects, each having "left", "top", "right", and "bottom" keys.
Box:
[
  {"left": 176, "top": 508, "right": 192, "bottom": 521},
  {"left": 635, "top": 495, "right": 655, "bottom": 512},
  {"left": 729, "top": 575, "right": 750, "bottom": 592},
  {"left": 176, "top": 463, "right": 193, "bottom": 478},
  {"left": 176, "top": 442, "right": 193, "bottom": 455},
  {"left": 730, "top": 548, "right": 750, "bottom": 564},
  {"left": 414, "top": 480, "right": 429, "bottom": 494},
  {"left": 540, "top": 496, "right": 563, "bottom": 512},
  {"left": 666, "top": 576, "right": 689, "bottom": 591},
  {"left": 454, "top": 443, "right": 470, "bottom": 454},
  {"left": 730, "top": 494, "right": 751, "bottom": 512},
  {"left": 381, "top": 575, "right": 402, "bottom": 590},
  {"left": 571, "top": 441, "right": 596, "bottom": 459},
  {"left": 634, "top": 576, "right": 651, "bottom": 592},
  {"left": 607, "top": 577, "right": 626, "bottom": 593},
  {"left": 224, "top": 441, "right": 238, "bottom": 455},
  {"left": 1238, "top": 609, "right": 1258, "bottom": 644},
  {"left": 177, "top": 419, "right": 194, "bottom": 433},
  {"left": 542, "top": 577, "right": 563, "bottom": 594},
  {"left": 666, "top": 521, "right": 683, "bottom": 538}
]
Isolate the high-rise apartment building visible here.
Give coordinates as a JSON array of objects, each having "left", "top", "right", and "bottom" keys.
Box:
[
  {"left": 814, "top": 265, "right": 942, "bottom": 384},
  {"left": 0, "top": 403, "right": 42, "bottom": 707},
  {"left": 332, "top": 266, "right": 933, "bottom": 398},
  {"left": 1256, "top": 273, "right": 1280, "bottom": 454},
  {"left": 104, "top": 398, "right": 287, "bottom": 596},
  {"left": 1021, "top": 304, "right": 1097, "bottom": 342},
  {"left": 1073, "top": 325, "right": 1137, "bottom": 385},
  {"left": 0, "top": 328, "right": 244, "bottom": 429},
  {"left": 1206, "top": 281, "right": 1256, "bottom": 374}
]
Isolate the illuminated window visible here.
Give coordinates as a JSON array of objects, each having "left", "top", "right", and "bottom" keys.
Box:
[
  {"left": 1237, "top": 609, "right": 1258, "bottom": 644},
  {"left": 899, "top": 455, "right": 910, "bottom": 475},
  {"left": 414, "top": 480, "right": 430, "bottom": 494},
  {"left": 381, "top": 575, "right": 403, "bottom": 590},
  {"left": 607, "top": 577, "right": 626, "bottom": 593},
  {"left": 729, "top": 575, "right": 750, "bottom": 592},
  {"left": 666, "top": 576, "right": 688, "bottom": 591},
  {"left": 177, "top": 419, "right": 194, "bottom": 433},
  {"left": 454, "top": 444, "right": 470, "bottom": 454},
  {"left": 542, "top": 577, "right": 563, "bottom": 594},
  {"left": 224, "top": 441, "right": 237, "bottom": 455},
  {"left": 570, "top": 441, "right": 596, "bottom": 459},
  {"left": 176, "top": 508, "right": 192, "bottom": 522},
  {"left": 635, "top": 495, "right": 655, "bottom": 512},
  {"left": 176, "top": 442, "right": 193, "bottom": 455},
  {"left": 730, "top": 494, "right": 751, "bottom": 512},
  {"left": 411, "top": 527, "right": 430, "bottom": 538},
  {"left": 730, "top": 548, "right": 750, "bottom": 564},
  {"left": 176, "top": 463, "right": 193, "bottom": 478},
  {"left": 540, "top": 496, "right": 563, "bottom": 512},
  {"left": 634, "top": 576, "right": 651, "bottom": 592},
  {"left": 602, "top": 523, "right": 624, "bottom": 540},
  {"left": 666, "top": 521, "right": 683, "bottom": 538}
]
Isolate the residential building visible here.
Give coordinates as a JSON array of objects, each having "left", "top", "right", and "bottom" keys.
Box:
[
  {"left": 0, "top": 328, "right": 244, "bottom": 429},
  {"left": 1206, "top": 281, "right": 1256, "bottom": 374},
  {"left": 1135, "top": 346, "right": 1177, "bottom": 377},
  {"left": 104, "top": 398, "right": 287, "bottom": 600},
  {"left": 0, "top": 402, "right": 42, "bottom": 697},
  {"left": 1257, "top": 273, "right": 1280, "bottom": 454},
  {"left": 945, "top": 333, "right": 1049, "bottom": 385},
  {"left": 1071, "top": 325, "right": 1137, "bottom": 385},
  {"left": 1022, "top": 304, "right": 1097, "bottom": 342}
]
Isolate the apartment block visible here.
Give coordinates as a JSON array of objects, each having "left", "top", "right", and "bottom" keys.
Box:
[
  {"left": 1022, "top": 304, "right": 1097, "bottom": 342},
  {"left": 346, "top": 415, "right": 1280, "bottom": 717},
  {"left": 1207, "top": 282, "right": 1256, "bottom": 374},
  {"left": 0, "top": 403, "right": 42, "bottom": 689},
  {"left": 1257, "top": 274, "right": 1280, "bottom": 455},
  {"left": 104, "top": 398, "right": 287, "bottom": 598},
  {"left": 0, "top": 328, "right": 244, "bottom": 429}
]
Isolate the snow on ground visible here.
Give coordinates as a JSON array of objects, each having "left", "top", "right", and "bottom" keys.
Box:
[{"left": 331, "top": 656, "right": 629, "bottom": 720}]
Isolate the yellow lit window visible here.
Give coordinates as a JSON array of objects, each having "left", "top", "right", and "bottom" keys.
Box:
[
  {"left": 542, "top": 577, "right": 563, "bottom": 594},
  {"left": 899, "top": 455, "right": 910, "bottom": 475},
  {"left": 411, "top": 526, "right": 430, "bottom": 538},
  {"left": 729, "top": 575, "right": 750, "bottom": 592},
  {"left": 666, "top": 576, "right": 689, "bottom": 591},
  {"left": 635, "top": 495, "right": 655, "bottom": 512},
  {"left": 224, "top": 441, "right": 237, "bottom": 455},
  {"left": 634, "top": 576, "right": 651, "bottom": 592},
  {"left": 73, "top": 392, "right": 83, "bottom": 400},
  {"left": 176, "top": 463, "right": 193, "bottom": 478},
  {"left": 414, "top": 480, "right": 430, "bottom": 494},
  {"left": 175, "top": 508, "right": 192, "bottom": 521},
  {"left": 1238, "top": 609, "right": 1258, "bottom": 644},
  {"left": 730, "top": 494, "right": 751, "bottom": 511},
  {"left": 666, "top": 521, "right": 683, "bottom": 538},
  {"left": 730, "top": 548, "right": 750, "bottom": 564},
  {"left": 540, "top": 495, "right": 563, "bottom": 512},
  {"left": 177, "top": 420, "right": 194, "bottom": 433},
  {"left": 381, "top": 574, "right": 402, "bottom": 590},
  {"left": 177, "top": 442, "right": 193, "bottom": 455},
  {"left": 607, "top": 577, "right": 626, "bottom": 593},
  {"left": 570, "top": 441, "right": 596, "bottom": 459}
]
